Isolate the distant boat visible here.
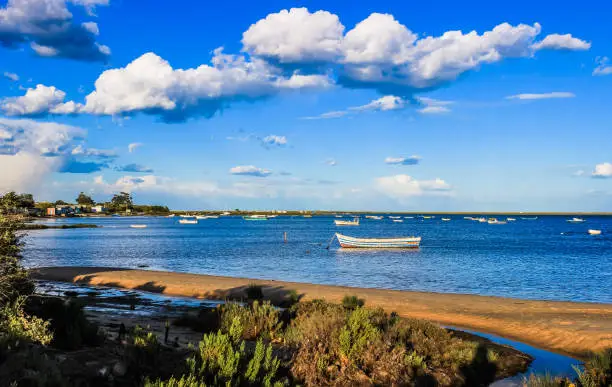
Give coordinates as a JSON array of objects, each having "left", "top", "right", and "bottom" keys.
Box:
[
  {"left": 442, "top": 218, "right": 451, "bottom": 221},
  {"left": 167, "top": 214, "right": 175, "bottom": 218},
  {"left": 521, "top": 216, "right": 538, "bottom": 220},
  {"left": 336, "top": 233, "right": 421, "bottom": 248},
  {"left": 130, "top": 224, "right": 147, "bottom": 228},
  {"left": 243, "top": 215, "right": 268, "bottom": 221},
  {"left": 365, "top": 215, "right": 383, "bottom": 220},
  {"left": 335, "top": 215, "right": 343, "bottom": 218},
  {"left": 179, "top": 214, "right": 195, "bottom": 218},
  {"left": 506, "top": 217, "right": 516, "bottom": 221},
  {"left": 488, "top": 218, "right": 507, "bottom": 225},
  {"left": 588, "top": 229, "right": 602, "bottom": 235},
  {"left": 464, "top": 216, "right": 474, "bottom": 220},
  {"left": 334, "top": 218, "right": 359, "bottom": 226},
  {"left": 567, "top": 217, "right": 586, "bottom": 223},
  {"left": 389, "top": 216, "right": 401, "bottom": 219},
  {"left": 196, "top": 215, "right": 219, "bottom": 219},
  {"left": 477, "top": 217, "right": 487, "bottom": 223},
  {"left": 221, "top": 212, "right": 231, "bottom": 216},
  {"left": 178, "top": 219, "right": 198, "bottom": 224},
  {"left": 423, "top": 216, "right": 432, "bottom": 219},
  {"left": 303, "top": 215, "right": 312, "bottom": 218},
  {"left": 392, "top": 219, "right": 403, "bottom": 223},
  {"left": 404, "top": 216, "right": 414, "bottom": 219}
]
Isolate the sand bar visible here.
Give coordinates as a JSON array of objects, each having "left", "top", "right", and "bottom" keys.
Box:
[{"left": 31, "top": 266, "right": 612, "bottom": 360}]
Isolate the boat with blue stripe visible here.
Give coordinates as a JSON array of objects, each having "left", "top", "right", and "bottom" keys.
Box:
[{"left": 335, "top": 233, "right": 421, "bottom": 249}]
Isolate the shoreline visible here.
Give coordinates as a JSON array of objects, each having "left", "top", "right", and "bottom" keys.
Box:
[{"left": 31, "top": 266, "right": 612, "bottom": 360}]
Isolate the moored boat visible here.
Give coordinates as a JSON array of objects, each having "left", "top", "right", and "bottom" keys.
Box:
[
  {"left": 488, "top": 218, "right": 507, "bottom": 224},
  {"left": 506, "top": 217, "right": 516, "bottom": 221},
  {"left": 442, "top": 218, "right": 451, "bottom": 221},
  {"left": 243, "top": 215, "right": 268, "bottom": 221},
  {"left": 336, "top": 233, "right": 421, "bottom": 248},
  {"left": 130, "top": 224, "right": 147, "bottom": 228},
  {"left": 196, "top": 215, "right": 219, "bottom": 219},
  {"left": 392, "top": 219, "right": 403, "bottom": 223},
  {"left": 588, "top": 229, "right": 602, "bottom": 235},
  {"left": 178, "top": 219, "right": 198, "bottom": 224},
  {"left": 334, "top": 218, "right": 359, "bottom": 226},
  {"left": 567, "top": 217, "right": 586, "bottom": 223}
]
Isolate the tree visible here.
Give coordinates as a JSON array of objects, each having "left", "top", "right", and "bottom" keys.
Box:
[
  {"left": 76, "top": 192, "right": 95, "bottom": 206},
  {"left": 17, "top": 194, "right": 35, "bottom": 209},
  {"left": 111, "top": 192, "right": 133, "bottom": 211},
  {"left": 54, "top": 200, "right": 68, "bottom": 206},
  {"left": 0, "top": 192, "right": 19, "bottom": 213}
]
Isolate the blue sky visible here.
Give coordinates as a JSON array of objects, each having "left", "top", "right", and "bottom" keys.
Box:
[{"left": 1, "top": 0, "right": 611, "bottom": 211}]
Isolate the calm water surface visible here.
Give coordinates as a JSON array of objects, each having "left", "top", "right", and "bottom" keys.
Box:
[{"left": 23, "top": 215, "right": 612, "bottom": 303}]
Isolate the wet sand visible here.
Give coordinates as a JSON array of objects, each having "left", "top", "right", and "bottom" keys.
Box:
[{"left": 31, "top": 266, "right": 612, "bottom": 360}]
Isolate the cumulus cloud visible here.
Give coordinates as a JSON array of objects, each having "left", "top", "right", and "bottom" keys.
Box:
[
  {"left": 506, "top": 92, "right": 575, "bottom": 100},
  {"left": 242, "top": 8, "right": 344, "bottom": 64},
  {"left": 0, "top": 117, "right": 87, "bottom": 190},
  {"left": 128, "top": 142, "right": 143, "bottom": 153},
  {"left": 416, "top": 97, "right": 453, "bottom": 114},
  {"left": 0, "top": 0, "right": 111, "bottom": 62},
  {"left": 229, "top": 165, "right": 272, "bottom": 177},
  {"left": 71, "top": 144, "right": 116, "bottom": 159},
  {"left": 530, "top": 34, "right": 590, "bottom": 51},
  {"left": 1, "top": 84, "right": 82, "bottom": 116},
  {"left": 375, "top": 174, "right": 451, "bottom": 198},
  {"left": 325, "top": 158, "right": 337, "bottom": 166},
  {"left": 385, "top": 156, "right": 421, "bottom": 165},
  {"left": 3, "top": 72, "right": 19, "bottom": 81},
  {"left": 261, "top": 134, "right": 287, "bottom": 147},
  {"left": 116, "top": 163, "right": 154, "bottom": 173},
  {"left": 593, "top": 57, "right": 612, "bottom": 76},
  {"left": 592, "top": 163, "right": 612, "bottom": 178},
  {"left": 17, "top": 8, "right": 588, "bottom": 120}
]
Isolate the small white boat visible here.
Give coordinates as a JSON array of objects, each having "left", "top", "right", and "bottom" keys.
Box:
[
  {"left": 521, "top": 216, "right": 538, "bottom": 220},
  {"left": 179, "top": 214, "right": 195, "bottom": 218},
  {"left": 336, "top": 233, "right": 421, "bottom": 248},
  {"left": 488, "top": 218, "right": 507, "bottom": 224},
  {"left": 404, "top": 216, "right": 414, "bottom": 219},
  {"left": 244, "top": 215, "right": 268, "bottom": 221},
  {"left": 588, "top": 229, "right": 602, "bottom": 235},
  {"left": 196, "top": 215, "right": 219, "bottom": 219},
  {"left": 567, "top": 217, "right": 586, "bottom": 223},
  {"left": 389, "top": 216, "right": 401, "bottom": 219},
  {"left": 334, "top": 218, "right": 359, "bottom": 226},
  {"left": 477, "top": 217, "right": 487, "bottom": 223},
  {"left": 303, "top": 215, "right": 312, "bottom": 218},
  {"left": 423, "top": 216, "right": 432, "bottom": 219},
  {"left": 167, "top": 214, "right": 175, "bottom": 218},
  {"left": 130, "top": 224, "right": 147, "bottom": 228},
  {"left": 179, "top": 219, "right": 198, "bottom": 224},
  {"left": 392, "top": 219, "right": 403, "bottom": 223},
  {"left": 442, "top": 218, "right": 451, "bottom": 221},
  {"left": 507, "top": 217, "right": 516, "bottom": 222}
]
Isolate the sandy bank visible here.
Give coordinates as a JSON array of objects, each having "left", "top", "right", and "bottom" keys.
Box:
[{"left": 31, "top": 266, "right": 612, "bottom": 359}]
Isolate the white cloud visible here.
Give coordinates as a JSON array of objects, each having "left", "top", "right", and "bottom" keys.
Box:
[
  {"left": 0, "top": 0, "right": 111, "bottom": 62},
  {"left": 229, "top": 165, "right": 272, "bottom": 177},
  {"left": 385, "top": 156, "right": 421, "bottom": 165},
  {"left": 530, "top": 34, "right": 590, "bottom": 51},
  {"left": 71, "top": 144, "right": 116, "bottom": 159},
  {"left": 506, "top": 92, "right": 575, "bottom": 100},
  {"left": 3, "top": 72, "right": 19, "bottom": 81},
  {"left": 592, "top": 163, "right": 612, "bottom": 178},
  {"left": 242, "top": 8, "right": 344, "bottom": 63},
  {"left": 418, "top": 106, "right": 450, "bottom": 114},
  {"left": 593, "top": 57, "right": 612, "bottom": 76},
  {"left": 79, "top": 50, "right": 330, "bottom": 122},
  {"left": 325, "top": 158, "right": 337, "bottom": 166},
  {"left": 350, "top": 95, "right": 406, "bottom": 111},
  {"left": 376, "top": 174, "right": 452, "bottom": 198},
  {"left": 262, "top": 135, "right": 287, "bottom": 146},
  {"left": 1, "top": 84, "right": 82, "bottom": 116},
  {"left": 128, "top": 142, "right": 143, "bottom": 153},
  {"left": 0, "top": 117, "right": 86, "bottom": 191},
  {"left": 300, "top": 110, "right": 347, "bottom": 120}
]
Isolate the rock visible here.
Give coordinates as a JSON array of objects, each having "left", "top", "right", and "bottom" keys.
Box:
[{"left": 112, "top": 361, "right": 127, "bottom": 376}]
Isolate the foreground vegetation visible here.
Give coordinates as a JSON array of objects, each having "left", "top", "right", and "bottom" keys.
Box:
[{"left": 1, "top": 213, "right": 611, "bottom": 386}]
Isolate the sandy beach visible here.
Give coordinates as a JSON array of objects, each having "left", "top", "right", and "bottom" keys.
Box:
[{"left": 31, "top": 266, "right": 612, "bottom": 360}]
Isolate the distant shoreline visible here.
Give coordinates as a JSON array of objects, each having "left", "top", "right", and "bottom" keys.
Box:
[{"left": 31, "top": 266, "right": 612, "bottom": 360}]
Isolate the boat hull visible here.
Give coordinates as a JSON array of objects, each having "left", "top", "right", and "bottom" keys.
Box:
[{"left": 336, "top": 233, "right": 421, "bottom": 248}]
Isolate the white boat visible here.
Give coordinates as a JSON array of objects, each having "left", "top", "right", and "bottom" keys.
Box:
[
  {"left": 506, "top": 217, "right": 516, "bottom": 222},
  {"left": 178, "top": 219, "right": 198, "bottom": 224},
  {"left": 521, "top": 216, "right": 538, "bottom": 220},
  {"left": 567, "top": 217, "right": 586, "bottom": 223},
  {"left": 167, "top": 214, "right": 175, "bottom": 218},
  {"left": 196, "top": 215, "right": 219, "bottom": 219},
  {"left": 588, "top": 229, "right": 602, "bottom": 235},
  {"left": 488, "top": 218, "right": 507, "bottom": 224},
  {"left": 303, "top": 215, "right": 312, "bottom": 218},
  {"left": 404, "top": 216, "right": 414, "bottom": 219},
  {"left": 389, "top": 216, "right": 401, "bottom": 219},
  {"left": 392, "top": 219, "right": 403, "bottom": 223},
  {"left": 442, "top": 218, "right": 451, "bottom": 221},
  {"left": 365, "top": 215, "right": 383, "bottom": 220},
  {"left": 477, "top": 217, "right": 487, "bottom": 223},
  {"left": 179, "top": 214, "right": 195, "bottom": 218},
  {"left": 336, "top": 233, "right": 421, "bottom": 248},
  {"left": 243, "top": 215, "right": 268, "bottom": 221},
  {"left": 334, "top": 218, "right": 359, "bottom": 226},
  {"left": 130, "top": 224, "right": 147, "bottom": 228}
]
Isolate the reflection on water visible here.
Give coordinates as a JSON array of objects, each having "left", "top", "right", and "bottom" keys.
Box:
[{"left": 23, "top": 215, "right": 612, "bottom": 303}]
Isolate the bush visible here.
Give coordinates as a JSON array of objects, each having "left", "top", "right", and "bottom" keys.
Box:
[
  {"left": 0, "top": 298, "right": 52, "bottom": 352},
  {"left": 124, "top": 326, "right": 162, "bottom": 380},
  {"left": 0, "top": 215, "right": 35, "bottom": 305},
  {"left": 220, "top": 301, "right": 282, "bottom": 341},
  {"left": 145, "top": 374, "right": 207, "bottom": 387},
  {"left": 341, "top": 295, "right": 365, "bottom": 310},
  {"left": 573, "top": 348, "right": 612, "bottom": 387},
  {"left": 245, "top": 284, "right": 264, "bottom": 301}
]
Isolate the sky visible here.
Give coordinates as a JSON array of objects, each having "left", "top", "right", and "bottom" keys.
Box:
[{"left": 0, "top": 0, "right": 611, "bottom": 211}]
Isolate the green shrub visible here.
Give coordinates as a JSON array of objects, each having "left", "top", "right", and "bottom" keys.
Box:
[
  {"left": 245, "top": 284, "right": 264, "bottom": 300},
  {"left": 124, "top": 326, "right": 162, "bottom": 379},
  {"left": 523, "top": 373, "right": 573, "bottom": 387},
  {"left": 220, "top": 301, "right": 281, "bottom": 341},
  {"left": 573, "top": 348, "right": 612, "bottom": 387},
  {"left": 341, "top": 295, "right": 365, "bottom": 310},
  {"left": 145, "top": 374, "right": 207, "bottom": 387},
  {"left": 0, "top": 298, "right": 52, "bottom": 351}
]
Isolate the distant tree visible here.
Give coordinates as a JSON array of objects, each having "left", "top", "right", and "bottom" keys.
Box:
[
  {"left": 76, "top": 192, "right": 95, "bottom": 206},
  {"left": 0, "top": 192, "right": 20, "bottom": 213},
  {"left": 17, "top": 193, "right": 35, "bottom": 208},
  {"left": 111, "top": 192, "right": 133, "bottom": 211},
  {"left": 35, "top": 202, "right": 54, "bottom": 209},
  {"left": 54, "top": 200, "right": 68, "bottom": 206}
]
